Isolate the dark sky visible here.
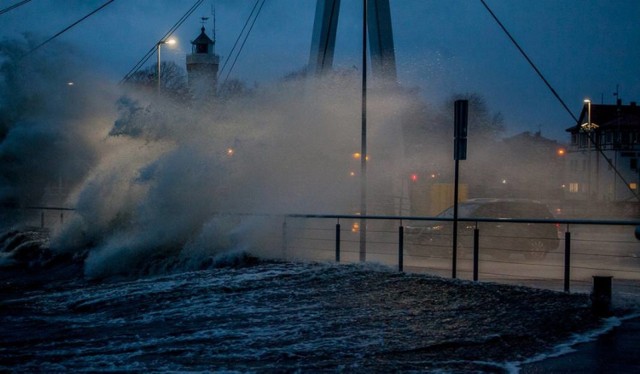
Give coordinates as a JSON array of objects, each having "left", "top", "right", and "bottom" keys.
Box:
[{"left": 2, "top": 0, "right": 639, "bottom": 141}]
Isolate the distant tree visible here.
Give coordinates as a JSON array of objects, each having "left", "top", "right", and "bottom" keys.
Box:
[
  {"left": 124, "top": 61, "right": 191, "bottom": 102},
  {"left": 442, "top": 92, "right": 505, "bottom": 141},
  {"left": 217, "top": 78, "right": 251, "bottom": 100}
]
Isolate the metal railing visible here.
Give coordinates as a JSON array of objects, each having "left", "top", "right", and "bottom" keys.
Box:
[
  {"left": 8, "top": 207, "right": 639, "bottom": 294},
  {"left": 283, "top": 213, "right": 640, "bottom": 293},
  {"left": 21, "top": 206, "right": 76, "bottom": 229}
]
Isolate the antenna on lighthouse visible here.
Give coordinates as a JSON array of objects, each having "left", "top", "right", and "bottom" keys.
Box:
[{"left": 211, "top": 2, "right": 216, "bottom": 42}]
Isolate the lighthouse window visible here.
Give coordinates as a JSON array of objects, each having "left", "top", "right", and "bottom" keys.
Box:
[{"left": 196, "top": 44, "right": 208, "bottom": 54}]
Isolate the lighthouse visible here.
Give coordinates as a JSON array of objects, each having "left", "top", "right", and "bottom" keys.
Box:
[{"left": 186, "top": 22, "right": 219, "bottom": 98}]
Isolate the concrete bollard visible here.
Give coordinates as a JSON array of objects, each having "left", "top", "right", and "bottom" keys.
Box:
[{"left": 591, "top": 275, "right": 613, "bottom": 317}]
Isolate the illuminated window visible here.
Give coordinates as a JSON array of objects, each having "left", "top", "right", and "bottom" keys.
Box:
[
  {"left": 569, "top": 183, "right": 579, "bottom": 193},
  {"left": 630, "top": 183, "right": 638, "bottom": 190}
]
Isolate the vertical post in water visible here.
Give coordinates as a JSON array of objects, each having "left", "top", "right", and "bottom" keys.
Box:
[
  {"left": 452, "top": 100, "right": 468, "bottom": 279},
  {"left": 564, "top": 228, "right": 571, "bottom": 293},
  {"left": 336, "top": 220, "right": 341, "bottom": 263},
  {"left": 359, "top": 0, "right": 368, "bottom": 263},
  {"left": 40, "top": 210, "right": 45, "bottom": 229},
  {"left": 398, "top": 223, "right": 404, "bottom": 272}
]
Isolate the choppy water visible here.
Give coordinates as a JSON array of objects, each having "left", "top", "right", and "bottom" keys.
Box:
[{"left": 1, "top": 251, "right": 609, "bottom": 373}]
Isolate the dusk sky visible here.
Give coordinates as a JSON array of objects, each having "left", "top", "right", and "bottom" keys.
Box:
[{"left": 2, "top": 0, "right": 639, "bottom": 141}]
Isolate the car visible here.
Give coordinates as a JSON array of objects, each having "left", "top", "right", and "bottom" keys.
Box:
[{"left": 406, "top": 198, "right": 560, "bottom": 260}]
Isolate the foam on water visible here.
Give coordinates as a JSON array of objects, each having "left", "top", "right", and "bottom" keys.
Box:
[{"left": 0, "top": 261, "right": 619, "bottom": 372}]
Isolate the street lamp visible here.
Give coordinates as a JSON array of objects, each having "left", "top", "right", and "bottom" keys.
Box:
[
  {"left": 582, "top": 99, "right": 600, "bottom": 200},
  {"left": 157, "top": 38, "right": 177, "bottom": 92}
]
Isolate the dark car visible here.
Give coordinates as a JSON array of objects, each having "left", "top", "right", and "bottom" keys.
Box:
[{"left": 406, "top": 198, "right": 560, "bottom": 259}]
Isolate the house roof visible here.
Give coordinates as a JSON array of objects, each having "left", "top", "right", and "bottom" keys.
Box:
[
  {"left": 566, "top": 102, "right": 640, "bottom": 133},
  {"left": 191, "top": 26, "right": 214, "bottom": 46}
]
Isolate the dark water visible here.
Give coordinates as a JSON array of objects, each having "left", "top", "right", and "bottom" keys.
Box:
[{"left": 1, "top": 264, "right": 607, "bottom": 372}]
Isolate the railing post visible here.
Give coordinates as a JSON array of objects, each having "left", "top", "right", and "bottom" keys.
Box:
[
  {"left": 564, "top": 227, "right": 571, "bottom": 293},
  {"left": 60, "top": 211, "right": 64, "bottom": 225},
  {"left": 335, "top": 220, "right": 341, "bottom": 263},
  {"left": 282, "top": 217, "right": 288, "bottom": 259},
  {"left": 398, "top": 223, "right": 404, "bottom": 272},
  {"left": 473, "top": 225, "right": 479, "bottom": 281}
]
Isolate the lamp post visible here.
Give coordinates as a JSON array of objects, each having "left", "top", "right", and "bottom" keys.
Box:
[
  {"left": 582, "top": 98, "right": 600, "bottom": 201},
  {"left": 584, "top": 99, "right": 592, "bottom": 199},
  {"left": 156, "top": 38, "right": 176, "bottom": 93}
]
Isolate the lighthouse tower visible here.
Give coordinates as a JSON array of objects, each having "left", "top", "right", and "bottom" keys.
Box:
[{"left": 186, "top": 23, "right": 219, "bottom": 98}]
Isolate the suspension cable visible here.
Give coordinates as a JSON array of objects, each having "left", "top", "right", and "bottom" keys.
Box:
[
  {"left": 222, "top": 0, "right": 266, "bottom": 85},
  {"left": 0, "top": 0, "right": 32, "bottom": 16},
  {"left": 21, "top": 0, "right": 115, "bottom": 58},
  {"left": 480, "top": 0, "right": 639, "bottom": 202},
  {"left": 120, "top": 0, "right": 204, "bottom": 84},
  {"left": 479, "top": 0, "right": 577, "bottom": 123},
  {"left": 218, "top": 0, "right": 261, "bottom": 77}
]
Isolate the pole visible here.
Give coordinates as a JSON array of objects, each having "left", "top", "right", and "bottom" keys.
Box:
[
  {"left": 359, "top": 0, "right": 368, "bottom": 262},
  {"left": 473, "top": 226, "right": 479, "bottom": 281},
  {"left": 452, "top": 158, "right": 459, "bottom": 279},
  {"left": 336, "top": 222, "right": 341, "bottom": 263},
  {"left": 452, "top": 99, "right": 468, "bottom": 279},
  {"left": 398, "top": 224, "right": 404, "bottom": 272},
  {"left": 156, "top": 42, "right": 162, "bottom": 93},
  {"left": 588, "top": 100, "right": 591, "bottom": 199},
  {"left": 564, "top": 229, "right": 571, "bottom": 292},
  {"left": 282, "top": 217, "right": 288, "bottom": 259}
]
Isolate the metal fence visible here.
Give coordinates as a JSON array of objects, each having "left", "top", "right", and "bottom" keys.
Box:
[{"left": 282, "top": 214, "right": 640, "bottom": 294}]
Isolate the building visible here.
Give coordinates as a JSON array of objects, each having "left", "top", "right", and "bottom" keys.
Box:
[
  {"left": 564, "top": 100, "right": 640, "bottom": 214},
  {"left": 498, "top": 131, "right": 566, "bottom": 201},
  {"left": 186, "top": 25, "right": 220, "bottom": 98}
]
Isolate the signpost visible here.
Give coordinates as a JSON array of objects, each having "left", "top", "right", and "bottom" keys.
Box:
[{"left": 452, "top": 100, "right": 468, "bottom": 279}]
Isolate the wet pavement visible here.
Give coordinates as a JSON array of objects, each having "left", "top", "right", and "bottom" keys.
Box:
[{"left": 521, "top": 316, "right": 640, "bottom": 373}]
